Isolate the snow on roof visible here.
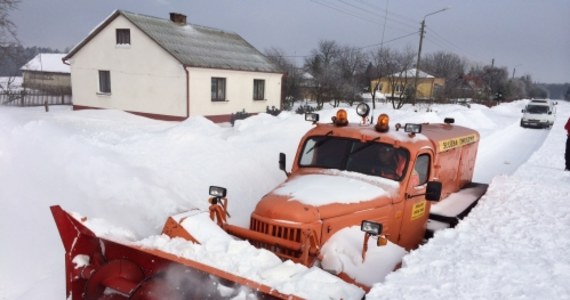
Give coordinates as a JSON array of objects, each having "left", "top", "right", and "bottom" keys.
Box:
[
  {"left": 20, "top": 53, "right": 70, "bottom": 74},
  {"left": 389, "top": 68, "right": 435, "bottom": 79}
]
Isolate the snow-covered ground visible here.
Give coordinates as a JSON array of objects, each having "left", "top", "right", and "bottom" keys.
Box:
[{"left": 0, "top": 99, "right": 569, "bottom": 299}]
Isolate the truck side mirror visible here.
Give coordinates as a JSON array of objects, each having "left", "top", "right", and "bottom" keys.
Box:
[
  {"left": 279, "top": 152, "right": 289, "bottom": 177},
  {"left": 425, "top": 181, "right": 442, "bottom": 201}
]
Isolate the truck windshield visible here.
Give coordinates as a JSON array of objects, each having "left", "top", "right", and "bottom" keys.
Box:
[
  {"left": 298, "top": 136, "right": 410, "bottom": 181},
  {"left": 526, "top": 105, "right": 549, "bottom": 114}
]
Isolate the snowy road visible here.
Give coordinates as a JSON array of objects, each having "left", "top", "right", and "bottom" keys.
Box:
[{"left": 474, "top": 122, "right": 549, "bottom": 183}]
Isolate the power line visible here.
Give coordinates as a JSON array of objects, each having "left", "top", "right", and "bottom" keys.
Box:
[
  {"left": 355, "top": 0, "right": 419, "bottom": 25},
  {"left": 309, "top": 0, "right": 419, "bottom": 34},
  {"left": 265, "top": 31, "right": 420, "bottom": 60},
  {"left": 309, "top": 0, "right": 382, "bottom": 25},
  {"left": 334, "top": 0, "right": 418, "bottom": 31},
  {"left": 423, "top": 28, "right": 488, "bottom": 64},
  {"left": 357, "top": 31, "right": 419, "bottom": 50}
]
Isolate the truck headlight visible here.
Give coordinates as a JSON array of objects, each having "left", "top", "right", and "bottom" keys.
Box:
[{"left": 361, "top": 220, "right": 383, "bottom": 236}]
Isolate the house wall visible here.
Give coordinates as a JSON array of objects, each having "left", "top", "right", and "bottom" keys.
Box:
[
  {"left": 187, "top": 67, "right": 282, "bottom": 118},
  {"left": 22, "top": 71, "right": 71, "bottom": 93},
  {"left": 372, "top": 77, "right": 445, "bottom": 99},
  {"left": 417, "top": 78, "right": 446, "bottom": 99},
  {"left": 68, "top": 15, "right": 187, "bottom": 118}
]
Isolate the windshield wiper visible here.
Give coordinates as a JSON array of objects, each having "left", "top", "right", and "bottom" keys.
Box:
[
  {"left": 349, "top": 137, "right": 380, "bottom": 156},
  {"left": 306, "top": 130, "right": 334, "bottom": 154}
]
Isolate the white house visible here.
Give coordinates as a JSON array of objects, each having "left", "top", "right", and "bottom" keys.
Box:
[
  {"left": 63, "top": 10, "right": 283, "bottom": 122},
  {"left": 21, "top": 53, "right": 71, "bottom": 93}
]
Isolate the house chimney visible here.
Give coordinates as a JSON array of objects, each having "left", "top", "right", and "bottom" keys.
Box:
[{"left": 169, "top": 12, "right": 187, "bottom": 25}]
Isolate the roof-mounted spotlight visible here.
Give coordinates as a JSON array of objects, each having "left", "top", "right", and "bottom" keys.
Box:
[
  {"left": 356, "top": 103, "right": 371, "bottom": 125},
  {"left": 305, "top": 113, "right": 319, "bottom": 124},
  {"left": 404, "top": 123, "right": 422, "bottom": 137}
]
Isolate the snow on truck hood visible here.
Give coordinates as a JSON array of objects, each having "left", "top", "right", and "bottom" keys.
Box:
[{"left": 272, "top": 171, "right": 399, "bottom": 206}]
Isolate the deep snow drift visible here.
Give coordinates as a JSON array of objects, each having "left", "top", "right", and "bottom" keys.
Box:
[{"left": 0, "top": 99, "right": 569, "bottom": 299}]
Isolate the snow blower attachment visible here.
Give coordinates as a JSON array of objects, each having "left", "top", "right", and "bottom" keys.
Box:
[
  {"left": 50, "top": 205, "right": 301, "bottom": 300},
  {"left": 51, "top": 104, "right": 489, "bottom": 298}
]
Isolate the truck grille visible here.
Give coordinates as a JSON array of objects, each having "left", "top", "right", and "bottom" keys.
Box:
[
  {"left": 250, "top": 216, "right": 303, "bottom": 259},
  {"left": 250, "top": 217, "right": 302, "bottom": 242}
]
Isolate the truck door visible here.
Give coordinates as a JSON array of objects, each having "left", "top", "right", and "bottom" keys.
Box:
[{"left": 397, "top": 151, "right": 433, "bottom": 250}]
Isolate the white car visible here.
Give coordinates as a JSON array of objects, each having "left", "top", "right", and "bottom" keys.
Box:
[{"left": 520, "top": 99, "right": 556, "bottom": 128}]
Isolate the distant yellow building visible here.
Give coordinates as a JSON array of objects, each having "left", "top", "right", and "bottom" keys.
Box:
[{"left": 371, "top": 68, "right": 445, "bottom": 100}]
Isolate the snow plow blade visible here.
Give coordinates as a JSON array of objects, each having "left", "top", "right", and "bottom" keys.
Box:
[{"left": 50, "top": 205, "right": 300, "bottom": 300}]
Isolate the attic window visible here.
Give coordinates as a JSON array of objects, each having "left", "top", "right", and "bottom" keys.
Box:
[{"left": 116, "top": 29, "right": 130, "bottom": 46}]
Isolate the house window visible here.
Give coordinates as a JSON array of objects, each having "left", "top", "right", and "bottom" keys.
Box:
[
  {"left": 394, "top": 84, "right": 403, "bottom": 93},
  {"left": 116, "top": 29, "right": 131, "bottom": 45},
  {"left": 98, "top": 70, "right": 111, "bottom": 94},
  {"left": 253, "top": 79, "right": 265, "bottom": 100},
  {"left": 211, "top": 77, "right": 226, "bottom": 101}
]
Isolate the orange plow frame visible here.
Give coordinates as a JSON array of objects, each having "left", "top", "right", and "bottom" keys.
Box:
[{"left": 51, "top": 205, "right": 301, "bottom": 300}]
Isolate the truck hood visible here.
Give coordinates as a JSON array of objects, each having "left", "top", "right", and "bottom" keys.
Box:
[{"left": 253, "top": 171, "right": 398, "bottom": 222}]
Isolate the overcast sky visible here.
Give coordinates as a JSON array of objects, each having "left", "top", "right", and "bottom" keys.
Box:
[{"left": 11, "top": 0, "right": 570, "bottom": 84}]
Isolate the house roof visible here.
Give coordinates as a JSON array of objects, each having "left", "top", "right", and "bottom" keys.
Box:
[
  {"left": 388, "top": 68, "right": 435, "bottom": 79},
  {"left": 64, "top": 10, "right": 282, "bottom": 74},
  {"left": 21, "top": 53, "right": 70, "bottom": 74}
]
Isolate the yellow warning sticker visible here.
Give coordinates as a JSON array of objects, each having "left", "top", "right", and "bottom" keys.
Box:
[
  {"left": 438, "top": 134, "right": 478, "bottom": 152},
  {"left": 411, "top": 201, "right": 426, "bottom": 220}
]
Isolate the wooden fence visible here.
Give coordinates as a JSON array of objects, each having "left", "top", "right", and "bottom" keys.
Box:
[{"left": 0, "top": 89, "right": 72, "bottom": 107}]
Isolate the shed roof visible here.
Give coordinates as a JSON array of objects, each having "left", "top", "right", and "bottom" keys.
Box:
[
  {"left": 21, "top": 53, "right": 70, "bottom": 74},
  {"left": 64, "top": 10, "right": 282, "bottom": 74}
]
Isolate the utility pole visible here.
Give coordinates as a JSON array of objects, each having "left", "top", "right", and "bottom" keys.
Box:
[
  {"left": 512, "top": 64, "right": 522, "bottom": 79},
  {"left": 413, "top": 20, "right": 426, "bottom": 105},
  {"left": 413, "top": 7, "right": 449, "bottom": 105}
]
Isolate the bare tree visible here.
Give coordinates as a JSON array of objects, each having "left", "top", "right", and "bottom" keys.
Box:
[
  {"left": 385, "top": 47, "right": 415, "bottom": 109},
  {"left": 421, "top": 51, "right": 467, "bottom": 100},
  {"left": 367, "top": 47, "right": 393, "bottom": 109},
  {"left": 335, "top": 45, "right": 367, "bottom": 107},
  {"left": 506, "top": 78, "right": 527, "bottom": 100},
  {"left": 265, "top": 47, "right": 302, "bottom": 110},
  {"left": 304, "top": 40, "right": 342, "bottom": 109},
  {"left": 0, "top": 0, "right": 20, "bottom": 55}
]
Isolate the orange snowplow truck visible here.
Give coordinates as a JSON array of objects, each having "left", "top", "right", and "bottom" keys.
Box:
[
  {"left": 207, "top": 103, "right": 486, "bottom": 266},
  {"left": 51, "top": 103, "right": 487, "bottom": 299}
]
